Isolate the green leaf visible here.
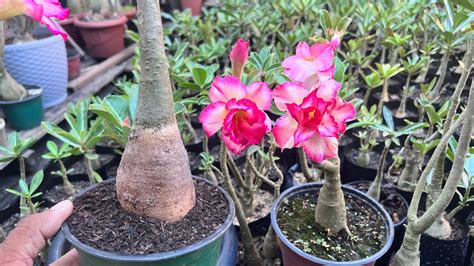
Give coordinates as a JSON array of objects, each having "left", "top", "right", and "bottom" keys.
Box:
[
  {"left": 247, "top": 145, "right": 261, "bottom": 155},
  {"left": 19, "top": 179, "right": 29, "bottom": 194},
  {"left": 192, "top": 68, "right": 208, "bottom": 87},
  {"left": 85, "top": 153, "right": 99, "bottom": 161},
  {"left": 46, "top": 141, "right": 58, "bottom": 155},
  {"left": 29, "top": 171, "right": 44, "bottom": 194},
  {"left": 5, "top": 189, "right": 23, "bottom": 197},
  {"left": 333, "top": 57, "right": 346, "bottom": 83},
  {"left": 382, "top": 106, "right": 394, "bottom": 130}
]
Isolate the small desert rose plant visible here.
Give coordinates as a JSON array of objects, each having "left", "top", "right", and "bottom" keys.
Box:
[
  {"left": 272, "top": 35, "right": 356, "bottom": 234},
  {"left": 42, "top": 141, "right": 75, "bottom": 195},
  {"left": 199, "top": 38, "right": 273, "bottom": 265}
]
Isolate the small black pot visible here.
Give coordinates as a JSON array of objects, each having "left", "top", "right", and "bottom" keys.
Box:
[
  {"left": 420, "top": 218, "right": 469, "bottom": 265},
  {"left": 271, "top": 182, "right": 395, "bottom": 265}
]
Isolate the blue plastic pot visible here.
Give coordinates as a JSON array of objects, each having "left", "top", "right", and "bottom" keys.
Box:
[{"left": 4, "top": 35, "right": 68, "bottom": 108}]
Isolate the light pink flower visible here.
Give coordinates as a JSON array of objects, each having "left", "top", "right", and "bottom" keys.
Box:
[
  {"left": 272, "top": 84, "right": 355, "bottom": 163},
  {"left": 282, "top": 41, "right": 336, "bottom": 84},
  {"left": 200, "top": 76, "right": 272, "bottom": 154},
  {"left": 229, "top": 39, "right": 249, "bottom": 78},
  {"left": 0, "top": 0, "right": 69, "bottom": 40}
]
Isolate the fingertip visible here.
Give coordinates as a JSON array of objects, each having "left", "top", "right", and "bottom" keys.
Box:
[{"left": 51, "top": 200, "right": 73, "bottom": 213}]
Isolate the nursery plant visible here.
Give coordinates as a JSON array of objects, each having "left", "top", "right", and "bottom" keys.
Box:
[
  {"left": 5, "top": 170, "right": 44, "bottom": 215},
  {"left": 391, "top": 40, "right": 473, "bottom": 266},
  {"left": 0, "top": 132, "right": 37, "bottom": 216},
  {"left": 42, "top": 141, "right": 75, "bottom": 195},
  {"left": 42, "top": 100, "right": 104, "bottom": 184}
]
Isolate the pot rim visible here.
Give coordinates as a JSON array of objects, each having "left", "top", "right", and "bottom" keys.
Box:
[
  {"left": 4, "top": 35, "right": 63, "bottom": 51},
  {"left": 0, "top": 85, "right": 42, "bottom": 105},
  {"left": 61, "top": 175, "right": 235, "bottom": 262},
  {"left": 271, "top": 182, "right": 395, "bottom": 265},
  {"left": 73, "top": 13, "right": 128, "bottom": 29}
]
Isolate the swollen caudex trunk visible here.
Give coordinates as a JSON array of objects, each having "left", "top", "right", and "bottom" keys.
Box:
[
  {"left": 397, "top": 149, "right": 421, "bottom": 192},
  {"left": 314, "top": 158, "right": 348, "bottom": 234},
  {"left": 116, "top": 0, "right": 195, "bottom": 222}
]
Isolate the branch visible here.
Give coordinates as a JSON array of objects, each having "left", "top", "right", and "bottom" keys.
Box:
[
  {"left": 226, "top": 150, "right": 249, "bottom": 189},
  {"left": 407, "top": 110, "right": 466, "bottom": 220},
  {"left": 247, "top": 153, "right": 276, "bottom": 188},
  {"left": 414, "top": 78, "right": 474, "bottom": 233}
]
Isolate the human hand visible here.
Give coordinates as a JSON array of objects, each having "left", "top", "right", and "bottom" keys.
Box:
[{"left": 0, "top": 200, "right": 79, "bottom": 266}]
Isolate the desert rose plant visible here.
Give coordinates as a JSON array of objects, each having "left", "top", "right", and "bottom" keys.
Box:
[
  {"left": 272, "top": 38, "right": 356, "bottom": 234},
  {"left": 199, "top": 39, "right": 273, "bottom": 265}
]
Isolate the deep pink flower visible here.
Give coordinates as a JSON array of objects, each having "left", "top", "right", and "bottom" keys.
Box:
[
  {"left": 200, "top": 76, "right": 272, "bottom": 154},
  {"left": 282, "top": 41, "right": 336, "bottom": 84},
  {"left": 229, "top": 39, "right": 249, "bottom": 78},
  {"left": 272, "top": 81, "right": 355, "bottom": 163},
  {"left": 0, "top": 0, "right": 69, "bottom": 40}
]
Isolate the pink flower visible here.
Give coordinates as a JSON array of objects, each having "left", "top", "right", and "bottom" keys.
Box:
[
  {"left": 282, "top": 41, "right": 336, "bottom": 84},
  {"left": 0, "top": 0, "right": 69, "bottom": 40},
  {"left": 272, "top": 80, "right": 355, "bottom": 163},
  {"left": 199, "top": 76, "right": 272, "bottom": 154},
  {"left": 229, "top": 39, "right": 249, "bottom": 78},
  {"left": 123, "top": 117, "right": 130, "bottom": 126}
]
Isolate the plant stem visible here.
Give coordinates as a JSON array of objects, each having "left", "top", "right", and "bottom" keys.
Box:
[
  {"left": 19, "top": 156, "right": 27, "bottom": 217},
  {"left": 83, "top": 156, "right": 96, "bottom": 184},
  {"left": 396, "top": 148, "right": 421, "bottom": 192},
  {"left": 392, "top": 79, "right": 474, "bottom": 266},
  {"left": 26, "top": 197, "right": 35, "bottom": 214},
  {"left": 313, "top": 158, "right": 349, "bottom": 234},
  {"left": 429, "top": 48, "right": 451, "bottom": 99},
  {"left": 425, "top": 41, "right": 472, "bottom": 238},
  {"left": 116, "top": 0, "right": 196, "bottom": 222},
  {"left": 396, "top": 72, "right": 412, "bottom": 118},
  {"left": 182, "top": 113, "right": 198, "bottom": 144},
  {"left": 367, "top": 140, "right": 391, "bottom": 201},
  {"left": 0, "top": 21, "right": 5, "bottom": 74},
  {"left": 220, "top": 144, "right": 262, "bottom": 266},
  {"left": 298, "top": 147, "right": 317, "bottom": 182},
  {"left": 407, "top": 111, "right": 465, "bottom": 221},
  {"left": 59, "top": 159, "right": 75, "bottom": 195}
]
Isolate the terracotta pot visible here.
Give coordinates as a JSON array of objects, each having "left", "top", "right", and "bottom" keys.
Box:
[
  {"left": 271, "top": 183, "right": 394, "bottom": 266},
  {"left": 59, "top": 16, "right": 83, "bottom": 47},
  {"left": 73, "top": 14, "right": 127, "bottom": 59},
  {"left": 180, "top": 0, "right": 203, "bottom": 16},
  {"left": 67, "top": 48, "right": 81, "bottom": 80}
]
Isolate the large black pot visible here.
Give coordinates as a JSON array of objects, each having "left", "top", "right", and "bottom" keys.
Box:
[{"left": 271, "top": 182, "right": 395, "bottom": 265}]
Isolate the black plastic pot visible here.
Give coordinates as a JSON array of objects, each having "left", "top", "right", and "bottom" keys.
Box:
[
  {"left": 465, "top": 212, "right": 474, "bottom": 266},
  {"left": 419, "top": 218, "right": 469, "bottom": 265},
  {"left": 60, "top": 177, "right": 235, "bottom": 266},
  {"left": 47, "top": 223, "right": 239, "bottom": 266},
  {"left": 271, "top": 182, "right": 395, "bottom": 265}
]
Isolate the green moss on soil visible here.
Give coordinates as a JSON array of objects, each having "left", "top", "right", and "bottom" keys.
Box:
[{"left": 278, "top": 192, "right": 386, "bottom": 262}]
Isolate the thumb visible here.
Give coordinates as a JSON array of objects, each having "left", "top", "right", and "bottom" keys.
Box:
[{"left": 0, "top": 200, "right": 73, "bottom": 261}]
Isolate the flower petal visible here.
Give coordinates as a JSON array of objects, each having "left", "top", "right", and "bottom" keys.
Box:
[
  {"left": 273, "top": 114, "right": 297, "bottom": 149},
  {"left": 41, "top": 17, "right": 68, "bottom": 40},
  {"left": 209, "top": 76, "right": 246, "bottom": 103},
  {"left": 37, "top": 0, "right": 69, "bottom": 19},
  {"left": 302, "top": 134, "right": 339, "bottom": 163},
  {"left": 230, "top": 39, "right": 249, "bottom": 65},
  {"left": 329, "top": 98, "right": 356, "bottom": 134},
  {"left": 314, "top": 76, "right": 341, "bottom": 102},
  {"left": 199, "top": 102, "right": 228, "bottom": 137},
  {"left": 222, "top": 133, "right": 247, "bottom": 154},
  {"left": 245, "top": 81, "right": 272, "bottom": 110},
  {"left": 273, "top": 82, "right": 310, "bottom": 111},
  {"left": 317, "top": 113, "right": 338, "bottom": 138}
]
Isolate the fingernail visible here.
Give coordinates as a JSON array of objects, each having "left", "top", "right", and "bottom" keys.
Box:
[{"left": 51, "top": 200, "right": 71, "bottom": 211}]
